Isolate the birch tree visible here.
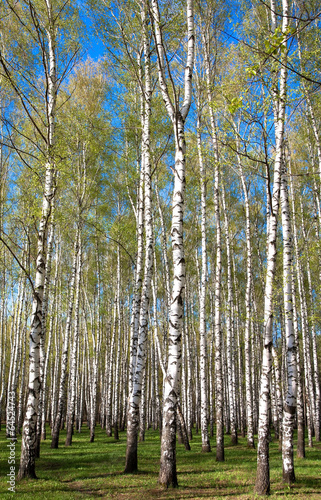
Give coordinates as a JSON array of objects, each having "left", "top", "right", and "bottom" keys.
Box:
[
  {"left": 196, "top": 96, "right": 211, "bottom": 452},
  {"left": 125, "top": 0, "right": 154, "bottom": 473},
  {"left": 150, "top": 0, "right": 195, "bottom": 486},
  {"left": 280, "top": 153, "right": 297, "bottom": 484},
  {"left": 17, "top": 0, "right": 57, "bottom": 479},
  {"left": 255, "top": 0, "right": 289, "bottom": 493}
]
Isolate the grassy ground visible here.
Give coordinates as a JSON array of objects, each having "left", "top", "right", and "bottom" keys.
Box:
[{"left": 0, "top": 426, "right": 320, "bottom": 499}]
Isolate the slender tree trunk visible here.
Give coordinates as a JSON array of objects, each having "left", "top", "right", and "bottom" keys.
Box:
[
  {"left": 213, "top": 145, "right": 223, "bottom": 463},
  {"left": 238, "top": 154, "right": 255, "bottom": 449},
  {"left": 7, "top": 272, "right": 25, "bottom": 439},
  {"left": 272, "top": 346, "right": 283, "bottom": 450},
  {"left": 222, "top": 185, "right": 237, "bottom": 445},
  {"left": 288, "top": 159, "right": 315, "bottom": 448},
  {"left": 113, "top": 248, "right": 121, "bottom": 442},
  {"left": 37, "top": 213, "right": 55, "bottom": 447},
  {"left": 125, "top": 3, "right": 153, "bottom": 470},
  {"left": 51, "top": 234, "right": 78, "bottom": 448},
  {"left": 65, "top": 231, "right": 82, "bottom": 447},
  {"left": 106, "top": 302, "right": 116, "bottom": 437},
  {"left": 201, "top": 24, "right": 224, "bottom": 461},
  {"left": 280, "top": 160, "right": 297, "bottom": 483},
  {"left": 255, "top": 0, "right": 288, "bottom": 494},
  {"left": 298, "top": 199, "right": 320, "bottom": 442},
  {"left": 196, "top": 109, "right": 211, "bottom": 453},
  {"left": 151, "top": 0, "right": 194, "bottom": 487},
  {"left": 18, "top": 3, "right": 57, "bottom": 476},
  {"left": 292, "top": 272, "right": 305, "bottom": 458}
]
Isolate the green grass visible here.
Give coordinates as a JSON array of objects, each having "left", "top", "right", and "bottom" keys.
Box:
[{"left": 0, "top": 426, "right": 320, "bottom": 499}]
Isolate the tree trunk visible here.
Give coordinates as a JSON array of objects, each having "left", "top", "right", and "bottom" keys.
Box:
[
  {"left": 65, "top": 231, "right": 82, "bottom": 447},
  {"left": 125, "top": 5, "right": 153, "bottom": 469},
  {"left": 222, "top": 185, "right": 237, "bottom": 446},
  {"left": 255, "top": 0, "right": 288, "bottom": 494},
  {"left": 280, "top": 160, "right": 297, "bottom": 483},
  {"left": 196, "top": 108, "right": 211, "bottom": 453},
  {"left": 51, "top": 233, "right": 78, "bottom": 448},
  {"left": 151, "top": 0, "right": 194, "bottom": 487}
]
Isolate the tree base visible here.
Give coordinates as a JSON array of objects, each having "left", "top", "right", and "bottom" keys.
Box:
[
  {"left": 202, "top": 443, "right": 211, "bottom": 452},
  {"left": 255, "top": 462, "right": 270, "bottom": 495},
  {"left": 158, "top": 470, "right": 178, "bottom": 488},
  {"left": 65, "top": 427, "right": 73, "bottom": 446},
  {"left": 297, "top": 424, "right": 305, "bottom": 459},
  {"left": 231, "top": 433, "right": 238, "bottom": 445},
  {"left": 124, "top": 448, "right": 137, "bottom": 474},
  {"left": 283, "top": 469, "right": 295, "bottom": 485},
  {"left": 51, "top": 436, "right": 59, "bottom": 449},
  {"left": 17, "top": 466, "right": 37, "bottom": 481}
]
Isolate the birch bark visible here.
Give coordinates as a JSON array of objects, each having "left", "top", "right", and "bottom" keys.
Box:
[
  {"left": 51, "top": 232, "right": 79, "bottom": 448},
  {"left": 201, "top": 22, "right": 224, "bottom": 461},
  {"left": 255, "top": 0, "right": 289, "bottom": 493},
  {"left": 222, "top": 185, "right": 237, "bottom": 445},
  {"left": 298, "top": 199, "right": 320, "bottom": 442},
  {"left": 18, "top": 1, "right": 57, "bottom": 475},
  {"left": 238, "top": 152, "right": 255, "bottom": 449},
  {"left": 106, "top": 301, "right": 116, "bottom": 437},
  {"left": 288, "top": 160, "right": 315, "bottom": 447},
  {"left": 125, "top": 0, "right": 153, "bottom": 472},
  {"left": 37, "top": 211, "right": 55, "bottom": 446},
  {"left": 291, "top": 272, "right": 305, "bottom": 458},
  {"left": 280, "top": 160, "right": 297, "bottom": 483},
  {"left": 65, "top": 230, "right": 82, "bottom": 446},
  {"left": 113, "top": 245, "right": 121, "bottom": 441},
  {"left": 150, "top": 0, "right": 194, "bottom": 486},
  {"left": 197, "top": 108, "right": 211, "bottom": 452}
]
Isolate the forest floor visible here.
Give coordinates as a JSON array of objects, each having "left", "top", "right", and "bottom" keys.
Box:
[{"left": 0, "top": 425, "right": 320, "bottom": 499}]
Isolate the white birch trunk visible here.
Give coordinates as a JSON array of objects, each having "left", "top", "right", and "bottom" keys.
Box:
[
  {"left": 298, "top": 199, "right": 320, "bottom": 442},
  {"left": 51, "top": 231, "right": 79, "bottom": 448},
  {"left": 288, "top": 160, "right": 316, "bottom": 447},
  {"left": 255, "top": 0, "right": 288, "bottom": 493},
  {"left": 213, "top": 146, "right": 223, "bottom": 462},
  {"left": 280, "top": 160, "right": 297, "bottom": 483},
  {"left": 155, "top": 180, "right": 171, "bottom": 320},
  {"left": 129, "top": 145, "right": 144, "bottom": 396},
  {"left": 197, "top": 110, "right": 211, "bottom": 452},
  {"left": 238, "top": 155, "right": 255, "bottom": 448},
  {"left": 65, "top": 231, "right": 82, "bottom": 446},
  {"left": 7, "top": 272, "right": 25, "bottom": 439},
  {"left": 38, "top": 212, "right": 55, "bottom": 445},
  {"left": 291, "top": 272, "right": 305, "bottom": 458},
  {"left": 272, "top": 346, "right": 283, "bottom": 448},
  {"left": 106, "top": 302, "right": 116, "bottom": 437},
  {"left": 151, "top": 0, "right": 194, "bottom": 487},
  {"left": 125, "top": 2, "right": 153, "bottom": 469},
  {"left": 222, "top": 184, "right": 237, "bottom": 445},
  {"left": 201, "top": 23, "right": 224, "bottom": 461},
  {"left": 113, "top": 246, "right": 121, "bottom": 440},
  {"left": 18, "top": 0, "right": 57, "bottom": 478}
]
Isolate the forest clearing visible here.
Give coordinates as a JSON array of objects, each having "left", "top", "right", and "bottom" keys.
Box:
[{"left": 1, "top": 0, "right": 321, "bottom": 497}]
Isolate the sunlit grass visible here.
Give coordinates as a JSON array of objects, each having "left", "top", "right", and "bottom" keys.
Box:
[{"left": 0, "top": 425, "right": 320, "bottom": 498}]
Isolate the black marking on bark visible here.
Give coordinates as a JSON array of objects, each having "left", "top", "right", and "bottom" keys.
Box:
[{"left": 283, "top": 403, "right": 296, "bottom": 415}]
